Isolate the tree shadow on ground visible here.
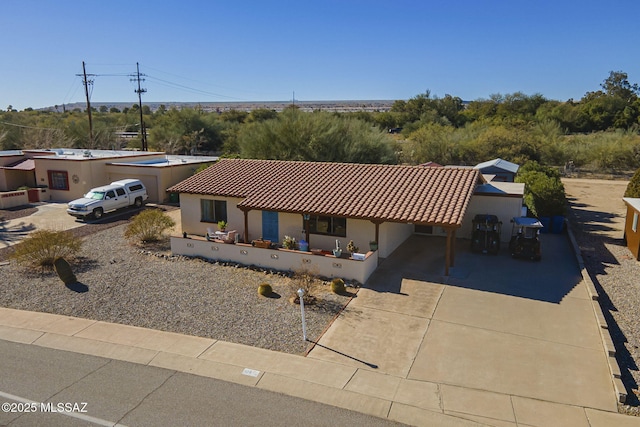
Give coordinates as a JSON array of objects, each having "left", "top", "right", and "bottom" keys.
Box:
[
  {"left": 588, "top": 268, "right": 640, "bottom": 406},
  {"left": 0, "top": 220, "right": 36, "bottom": 247}
]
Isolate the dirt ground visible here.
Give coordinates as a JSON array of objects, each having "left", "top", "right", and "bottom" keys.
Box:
[{"left": 562, "top": 178, "right": 629, "bottom": 239}]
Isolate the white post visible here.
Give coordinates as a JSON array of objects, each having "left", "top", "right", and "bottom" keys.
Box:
[{"left": 297, "top": 288, "right": 307, "bottom": 342}]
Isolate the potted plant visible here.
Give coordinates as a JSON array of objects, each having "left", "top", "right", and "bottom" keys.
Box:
[
  {"left": 252, "top": 237, "right": 271, "bottom": 249},
  {"left": 217, "top": 220, "right": 227, "bottom": 231},
  {"left": 347, "top": 240, "right": 359, "bottom": 254},
  {"left": 282, "top": 235, "right": 298, "bottom": 250},
  {"left": 333, "top": 239, "right": 342, "bottom": 257},
  {"left": 369, "top": 240, "right": 378, "bottom": 251}
]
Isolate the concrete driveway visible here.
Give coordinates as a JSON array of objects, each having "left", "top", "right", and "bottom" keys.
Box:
[
  {"left": 308, "top": 233, "right": 621, "bottom": 425},
  {"left": 0, "top": 203, "right": 83, "bottom": 248}
]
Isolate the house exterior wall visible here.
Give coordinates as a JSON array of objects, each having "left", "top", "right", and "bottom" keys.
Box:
[
  {"left": 381, "top": 222, "right": 413, "bottom": 258},
  {"left": 33, "top": 154, "right": 166, "bottom": 202},
  {"left": 624, "top": 204, "right": 640, "bottom": 260},
  {"left": 179, "top": 194, "right": 245, "bottom": 237},
  {"left": 462, "top": 194, "right": 524, "bottom": 242},
  {"left": 108, "top": 170, "right": 159, "bottom": 203},
  {"left": 107, "top": 162, "right": 209, "bottom": 203},
  {"left": 0, "top": 155, "right": 30, "bottom": 191},
  {"left": 178, "top": 193, "right": 410, "bottom": 258},
  {"left": 2, "top": 169, "right": 35, "bottom": 191}
]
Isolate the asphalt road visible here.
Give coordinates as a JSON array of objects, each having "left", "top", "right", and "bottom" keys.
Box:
[{"left": 0, "top": 340, "right": 405, "bottom": 427}]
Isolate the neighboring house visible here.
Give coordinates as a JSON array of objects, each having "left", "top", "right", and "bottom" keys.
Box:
[
  {"left": 623, "top": 197, "right": 640, "bottom": 259},
  {"left": 168, "top": 159, "right": 484, "bottom": 282},
  {"left": 0, "top": 149, "right": 217, "bottom": 203},
  {"left": 0, "top": 150, "right": 42, "bottom": 192},
  {"left": 474, "top": 158, "right": 520, "bottom": 182}
]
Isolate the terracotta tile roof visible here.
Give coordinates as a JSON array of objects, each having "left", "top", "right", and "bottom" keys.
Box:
[{"left": 168, "top": 159, "right": 483, "bottom": 227}]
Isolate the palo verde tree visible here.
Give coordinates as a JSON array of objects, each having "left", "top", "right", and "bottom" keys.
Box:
[{"left": 237, "top": 107, "right": 397, "bottom": 164}]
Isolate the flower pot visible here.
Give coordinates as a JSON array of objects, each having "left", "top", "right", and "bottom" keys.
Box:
[{"left": 333, "top": 248, "right": 342, "bottom": 257}]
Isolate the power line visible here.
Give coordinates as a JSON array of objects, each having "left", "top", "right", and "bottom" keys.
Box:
[{"left": 0, "top": 121, "right": 60, "bottom": 131}]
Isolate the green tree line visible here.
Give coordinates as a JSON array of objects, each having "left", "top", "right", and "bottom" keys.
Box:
[{"left": 2, "top": 71, "right": 640, "bottom": 170}]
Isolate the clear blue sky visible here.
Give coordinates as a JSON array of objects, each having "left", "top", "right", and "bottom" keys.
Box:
[{"left": 2, "top": 0, "right": 639, "bottom": 110}]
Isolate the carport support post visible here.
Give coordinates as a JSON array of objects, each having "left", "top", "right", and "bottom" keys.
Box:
[
  {"left": 445, "top": 228, "right": 455, "bottom": 276},
  {"left": 371, "top": 219, "right": 383, "bottom": 264},
  {"left": 240, "top": 207, "right": 251, "bottom": 243}
]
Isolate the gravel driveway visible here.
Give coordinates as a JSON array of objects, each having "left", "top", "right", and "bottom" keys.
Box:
[{"left": 0, "top": 208, "right": 353, "bottom": 355}]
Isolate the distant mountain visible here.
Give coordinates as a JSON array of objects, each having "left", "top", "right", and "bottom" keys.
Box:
[{"left": 43, "top": 100, "right": 396, "bottom": 113}]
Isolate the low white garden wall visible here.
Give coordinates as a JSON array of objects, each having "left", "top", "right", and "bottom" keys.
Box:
[{"left": 171, "top": 236, "right": 379, "bottom": 284}]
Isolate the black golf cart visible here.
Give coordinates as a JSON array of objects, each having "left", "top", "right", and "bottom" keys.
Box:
[
  {"left": 470, "top": 214, "right": 502, "bottom": 255},
  {"left": 508, "top": 217, "right": 543, "bottom": 260}
]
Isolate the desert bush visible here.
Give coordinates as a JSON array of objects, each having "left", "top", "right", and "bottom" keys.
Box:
[
  {"left": 11, "top": 229, "right": 82, "bottom": 268},
  {"left": 124, "top": 209, "right": 176, "bottom": 243},
  {"left": 289, "top": 265, "right": 320, "bottom": 304},
  {"left": 258, "top": 283, "right": 273, "bottom": 296},
  {"left": 516, "top": 161, "right": 566, "bottom": 217},
  {"left": 625, "top": 168, "right": 640, "bottom": 197},
  {"left": 330, "top": 278, "right": 346, "bottom": 294}
]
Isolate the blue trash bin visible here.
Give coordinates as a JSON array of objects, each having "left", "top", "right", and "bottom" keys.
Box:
[
  {"left": 538, "top": 216, "right": 551, "bottom": 233},
  {"left": 551, "top": 215, "right": 565, "bottom": 234}
]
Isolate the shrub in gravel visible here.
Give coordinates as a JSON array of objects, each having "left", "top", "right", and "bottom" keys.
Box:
[
  {"left": 10, "top": 229, "right": 82, "bottom": 268},
  {"left": 330, "top": 278, "right": 346, "bottom": 294},
  {"left": 53, "top": 257, "right": 77, "bottom": 284},
  {"left": 124, "top": 209, "right": 175, "bottom": 243},
  {"left": 289, "top": 266, "right": 320, "bottom": 304},
  {"left": 625, "top": 168, "right": 640, "bottom": 197},
  {"left": 258, "top": 283, "right": 273, "bottom": 296}
]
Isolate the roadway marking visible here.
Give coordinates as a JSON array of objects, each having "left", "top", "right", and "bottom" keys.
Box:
[{"left": 0, "top": 390, "right": 129, "bottom": 427}]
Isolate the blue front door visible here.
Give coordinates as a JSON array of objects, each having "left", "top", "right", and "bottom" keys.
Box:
[{"left": 262, "top": 211, "right": 279, "bottom": 242}]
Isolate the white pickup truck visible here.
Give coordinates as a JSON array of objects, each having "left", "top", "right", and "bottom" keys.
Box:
[{"left": 67, "top": 179, "right": 148, "bottom": 220}]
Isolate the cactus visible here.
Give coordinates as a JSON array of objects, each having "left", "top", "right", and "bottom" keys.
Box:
[
  {"left": 258, "top": 283, "right": 273, "bottom": 297},
  {"left": 330, "top": 278, "right": 346, "bottom": 294},
  {"left": 54, "top": 257, "right": 77, "bottom": 285}
]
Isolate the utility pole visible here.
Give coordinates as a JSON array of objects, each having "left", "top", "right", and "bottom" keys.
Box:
[
  {"left": 76, "top": 61, "right": 95, "bottom": 147},
  {"left": 131, "top": 62, "right": 147, "bottom": 151}
]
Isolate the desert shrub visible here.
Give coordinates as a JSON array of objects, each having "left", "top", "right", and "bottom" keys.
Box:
[
  {"left": 625, "top": 168, "right": 640, "bottom": 197},
  {"left": 258, "top": 283, "right": 273, "bottom": 296},
  {"left": 289, "top": 265, "right": 320, "bottom": 304},
  {"left": 11, "top": 229, "right": 82, "bottom": 268},
  {"left": 330, "top": 278, "right": 346, "bottom": 294},
  {"left": 53, "top": 257, "right": 77, "bottom": 284},
  {"left": 516, "top": 161, "right": 566, "bottom": 217},
  {"left": 124, "top": 209, "right": 176, "bottom": 243}
]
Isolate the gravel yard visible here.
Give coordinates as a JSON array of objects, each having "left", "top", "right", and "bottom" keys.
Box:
[
  {"left": 0, "top": 213, "right": 353, "bottom": 355},
  {"left": 563, "top": 178, "right": 640, "bottom": 415}
]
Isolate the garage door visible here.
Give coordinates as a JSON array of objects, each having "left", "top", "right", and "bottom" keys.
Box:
[{"left": 108, "top": 174, "right": 159, "bottom": 203}]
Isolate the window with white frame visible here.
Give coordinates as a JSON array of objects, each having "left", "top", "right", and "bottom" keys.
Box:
[{"left": 201, "top": 199, "right": 227, "bottom": 223}]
